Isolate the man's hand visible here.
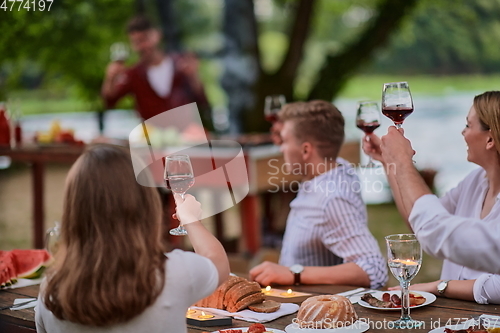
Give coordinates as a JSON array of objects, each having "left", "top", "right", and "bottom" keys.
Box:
[
  {"left": 177, "top": 53, "right": 200, "bottom": 78},
  {"left": 380, "top": 127, "right": 416, "bottom": 165},
  {"left": 362, "top": 134, "right": 383, "bottom": 163},
  {"left": 270, "top": 121, "right": 283, "bottom": 146},
  {"left": 104, "top": 61, "right": 126, "bottom": 81},
  {"left": 249, "top": 261, "right": 294, "bottom": 286}
]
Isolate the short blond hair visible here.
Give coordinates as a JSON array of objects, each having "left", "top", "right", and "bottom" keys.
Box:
[
  {"left": 279, "top": 100, "right": 345, "bottom": 159},
  {"left": 474, "top": 91, "right": 500, "bottom": 155}
]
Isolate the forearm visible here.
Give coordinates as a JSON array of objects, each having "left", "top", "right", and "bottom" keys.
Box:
[
  {"left": 184, "top": 221, "right": 230, "bottom": 285},
  {"left": 441, "top": 280, "right": 475, "bottom": 302},
  {"left": 392, "top": 160, "right": 432, "bottom": 213},
  {"left": 101, "top": 77, "right": 117, "bottom": 99},
  {"left": 301, "top": 263, "right": 370, "bottom": 287},
  {"left": 384, "top": 162, "right": 412, "bottom": 229}
]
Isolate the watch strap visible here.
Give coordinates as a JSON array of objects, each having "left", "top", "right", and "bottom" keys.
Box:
[{"left": 293, "top": 272, "right": 301, "bottom": 285}]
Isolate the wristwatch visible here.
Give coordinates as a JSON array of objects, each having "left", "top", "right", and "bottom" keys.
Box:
[
  {"left": 437, "top": 280, "right": 450, "bottom": 295},
  {"left": 290, "top": 264, "right": 304, "bottom": 285}
]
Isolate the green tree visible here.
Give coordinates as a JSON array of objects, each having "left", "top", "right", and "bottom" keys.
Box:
[{"left": 0, "top": 0, "right": 134, "bottom": 109}]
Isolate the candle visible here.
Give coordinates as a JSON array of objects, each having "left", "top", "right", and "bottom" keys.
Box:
[
  {"left": 280, "top": 288, "right": 295, "bottom": 296},
  {"left": 198, "top": 311, "right": 215, "bottom": 319},
  {"left": 262, "top": 286, "right": 272, "bottom": 294},
  {"left": 186, "top": 308, "right": 196, "bottom": 315}
]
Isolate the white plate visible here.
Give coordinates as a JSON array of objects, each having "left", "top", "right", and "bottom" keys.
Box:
[
  {"left": 357, "top": 290, "right": 436, "bottom": 311},
  {"left": 285, "top": 321, "right": 370, "bottom": 333},
  {"left": 212, "top": 327, "right": 285, "bottom": 333}
]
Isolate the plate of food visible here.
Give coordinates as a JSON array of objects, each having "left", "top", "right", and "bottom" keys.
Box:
[
  {"left": 284, "top": 321, "right": 370, "bottom": 333},
  {"left": 213, "top": 323, "right": 285, "bottom": 333},
  {"left": 358, "top": 290, "right": 436, "bottom": 310}
]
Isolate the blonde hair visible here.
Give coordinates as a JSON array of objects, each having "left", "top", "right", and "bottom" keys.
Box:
[
  {"left": 279, "top": 100, "right": 345, "bottom": 159},
  {"left": 474, "top": 91, "right": 500, "bottom": 155},
  {"left": 44, "top": 144, "right": 166, "bottom": 326}
]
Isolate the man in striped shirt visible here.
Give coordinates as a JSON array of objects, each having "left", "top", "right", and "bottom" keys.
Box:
[{"left": 250, "top": 100, "right": 387, "bottom": 289}]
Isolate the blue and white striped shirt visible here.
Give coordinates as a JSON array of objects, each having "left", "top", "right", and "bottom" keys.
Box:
[{"left": 279, "top": 158, "right": 388, "bottom": 289}]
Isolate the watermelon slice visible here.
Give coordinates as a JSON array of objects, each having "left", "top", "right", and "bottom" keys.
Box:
[
  {"left": 0, "top": 249, "right": 52, "bottom": 288},
  {"left": 0, "top": 251, "right": 17, "bottom": 288}
]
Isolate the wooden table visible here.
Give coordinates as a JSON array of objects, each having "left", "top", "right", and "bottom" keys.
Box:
[{"left": 1, "top": 284, "right": 498, "bottom": 333}]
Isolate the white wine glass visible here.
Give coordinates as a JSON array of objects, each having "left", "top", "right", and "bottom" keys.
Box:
[
  {"left": 385, "top": 234, "right": 423, "bottom": 329},
  {"left": 382, "top": 82, "right": 413, "bottom": 129},
  {"left": 356, "top": 101, "right": 381, "bottom": 168},
  {"left": 164, "top": 154, "right": 195, "bottom": 236}
]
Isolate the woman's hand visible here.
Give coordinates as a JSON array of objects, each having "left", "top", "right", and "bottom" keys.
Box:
[
  {"left": 388, "top": 280, "right": 440, "bottom": 295},
  {"left": 173, "top": 194, "right": 202, "bottom": 225},
  {"left": 362, "top": 134, "right": 384, "bottom": 163}
]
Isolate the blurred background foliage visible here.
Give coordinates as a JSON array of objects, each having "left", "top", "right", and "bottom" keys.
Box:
[{"left": 0, "top": 0, "right": 499, "bottom": 123}]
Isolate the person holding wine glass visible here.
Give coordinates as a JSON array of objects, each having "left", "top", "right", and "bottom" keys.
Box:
[
  {"left": 101, "top": 15, "right": 213, "bottom": 130},
  {"left": 250, "top": 100, "right": 387, "bottom": 289},
  {"left": 363, "top": 91, "right": 500, "bottom": 304},
  {"left": 265, "top": 95, "right": 286, "bottom": 145},
  {"left": 164, "top": 154, "right": 195, "bottom": 236},
  {"left": 35, "top": 144, "right": 230, "bottom": 333}
]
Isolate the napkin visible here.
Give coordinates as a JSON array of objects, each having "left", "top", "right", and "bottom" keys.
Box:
[
  {"left": 192, "top": 302, "right": 299, "bottom": 323},
  {"left": 11, "top": 298, "right": 38, "bottom": 310},
  {"left": 480, "top": 314, "right": 500, "bottom": 327},
  {"left": 336, "top": 288, "right": 365, "bottom": 297},
  {"left": 4, "top": 278, "right": 43, "bottom": 290}
]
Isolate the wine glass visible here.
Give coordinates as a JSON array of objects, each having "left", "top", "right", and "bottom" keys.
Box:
[
  {"left": 385, "top": 234, "right": 424, "bottom": 329},
  {"left": 264, "top": 95, "right": 286, "bottom": 123},
  {"left": 164, "top": 154, "right": 195, "bottom": 236},
  {"left": 382, "top": 82, "right": 413, "bottom": 129},
  {"left": 356, "top": 101, "right": 381, "bottom": 168}
]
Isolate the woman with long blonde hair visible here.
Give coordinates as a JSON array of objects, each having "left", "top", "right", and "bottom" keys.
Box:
[
  {"left": 35, "top": 144, "right": 229, "bottom": 333},
  {"left": 363, "top": 91, "right": 500, "bottom": 304}
]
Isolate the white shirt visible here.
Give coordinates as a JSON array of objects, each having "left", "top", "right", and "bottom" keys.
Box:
[
  {"left": 35, "top": 250, "right": 219, "bottom": 333},
  {"left": 279, "top": 158, "right": 388, "bottom": 289},
  {"left": 147, "top": 56, "right": 174, "bottom": 98},
  {"left": 409, "top": 168, "right": 500, "bottom": 304}
]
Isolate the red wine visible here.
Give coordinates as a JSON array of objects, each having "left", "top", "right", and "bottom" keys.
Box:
[
  {"left": 382, "top": 106, "right": 413, "bottom": 124},
  {"left": 165, "top": 175, "right": 194, "bottom": 194},
  {"left": 357, "top": 122, "right": 380, "bottom": 134},
  {"left": 265, "top": 114, "right": 278, "bottom": 123}
]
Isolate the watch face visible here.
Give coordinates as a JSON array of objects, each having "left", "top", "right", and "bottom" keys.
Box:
[
  {"left": 290, "top": 264, "right": 304, "bottom": 274},
  {"left": 437, "top": 281, "right": 447, "bottom": 292}
]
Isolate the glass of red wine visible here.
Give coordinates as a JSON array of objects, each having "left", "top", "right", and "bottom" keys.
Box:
[
  {"left": 164, "top": 154, "right": 195, "bottom": 236},
  {"left": 382, "top": 82, "right": 413, "bottom": 129},
  {"left": 264, "top": 95, "right": 286, "bottom": 123},
  {"left": 356, "top": 101, "right": 381, "bottom": 168}
]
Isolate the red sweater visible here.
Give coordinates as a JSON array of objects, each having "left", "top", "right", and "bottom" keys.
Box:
[{"left": 104, "top": 57, "right": 211, "bottom": 127}]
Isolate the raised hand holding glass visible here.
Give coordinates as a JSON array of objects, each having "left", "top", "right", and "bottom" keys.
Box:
[{"left": 164, "top": 154, "right": 195, "bottom": 236}]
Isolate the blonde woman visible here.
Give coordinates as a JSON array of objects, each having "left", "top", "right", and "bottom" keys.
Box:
[
  {"left": 35, "top": 144, "right": 229, "bottom": 333},
  {"left": 364, "top": 91, "right": 500, "bottom": 304}
]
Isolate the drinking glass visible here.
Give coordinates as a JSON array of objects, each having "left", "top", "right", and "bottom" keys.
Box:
[
  {"left": 264, "top": 95, "right": 286, "bottom": 123},
  {"left": 164, "top": 154, "right": 195, "bottom": 236},
  {"left": 385, "top": 234, "right": 423, "bottom": 329},
  {"left": 45, "top": 221, "right": 61, "bottom": 256},
  {"left": 382, "top": 82, "right": 413, "bottom": 129},
  {"left": 356, "top": 101, "right": 381, "bottom": 168}
]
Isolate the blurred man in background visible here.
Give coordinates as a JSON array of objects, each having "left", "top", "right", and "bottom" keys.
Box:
[{"left": 101, "top": 15, "right": 212, "bottom": 130}]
